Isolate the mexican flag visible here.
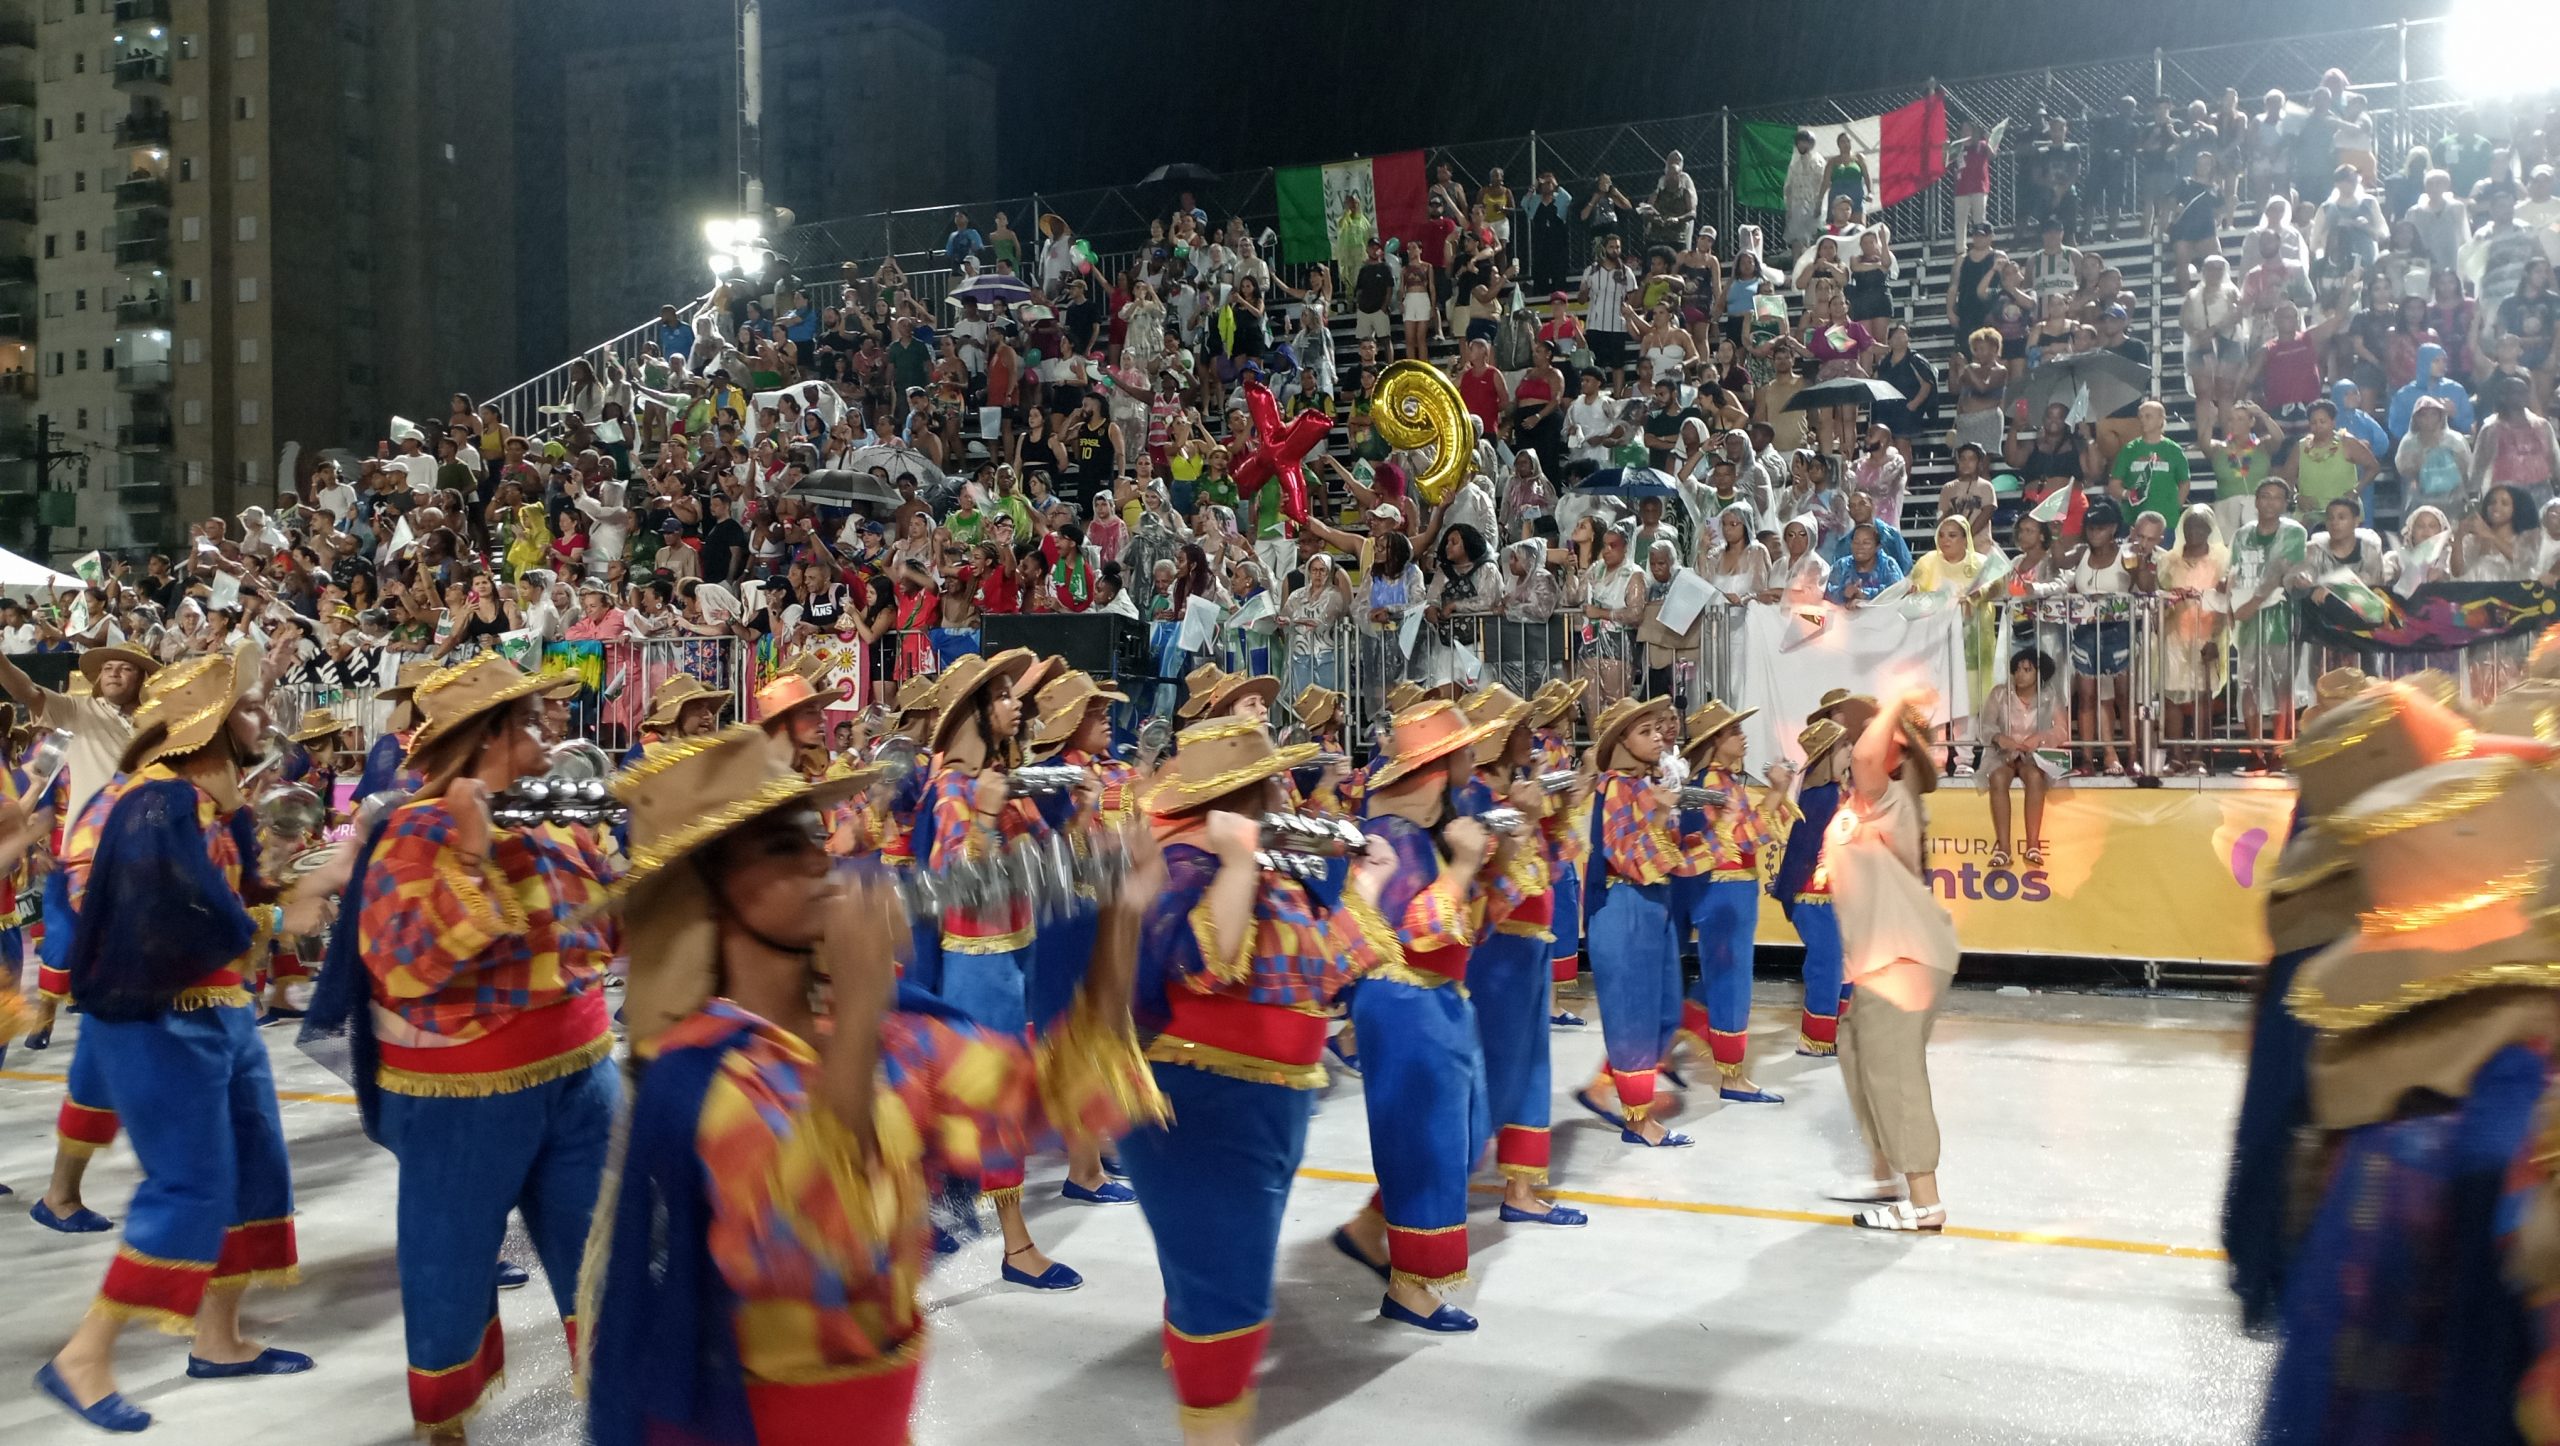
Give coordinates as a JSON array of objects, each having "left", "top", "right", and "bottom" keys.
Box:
[
  {"left": 1736, "top": 93, "right": 1947, "bottom": 212},
  {"left": 1275, "top": 150, "right": 1427, "bottom": 267}
]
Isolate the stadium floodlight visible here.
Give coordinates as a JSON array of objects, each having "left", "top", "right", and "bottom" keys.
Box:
[
  {"left": 2447, "top": 0, "right": 2560, "bottom": 99},
  {"left": 703, "top": 218, "right": 741, "bottom": 249},
  {"left": 704, "top": 250, "right": 737, "bottom": 279}
]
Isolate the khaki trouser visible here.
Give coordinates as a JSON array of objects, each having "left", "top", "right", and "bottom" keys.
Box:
[{"left": 1837, "top": 963, "right": 1947, "bottom": 1176}]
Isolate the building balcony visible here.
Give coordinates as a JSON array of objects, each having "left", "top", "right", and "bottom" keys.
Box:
[
  {"left": 112, "top": 174, "right": 168, "bottom": 212},
  {"left": 116, "top": 420, "right": 170, "bottom": 451},
  {"left": 0, "top": 256, "right": 32, "bottom": 286},
  {"left": 0, "top": 424, "right": 31, "bottom": 458},
  {"left": 112, "top": 109, "right": 169, "bottom": 147},
  {"left": 0, "top": 133, "right": 30, "bottom": 169},
  {"left": 0, "top": 370, "right": 32, "bottom": 399},
  {"left": 114, "top": 0, "right": 174, "bottom": 22},
  {"left": 113, "top": 293, "right": 167, "bottom": 325},
  {"left": 114, "top": 360, "right": 170, "bottom": 392},
  {"left": 111, "top": 52, "right": 170, "bottom": 91},
  {"left": 112, "top": 229, "right": 168, "bottom": 266},
  {"left": 0, "top": 190, "right": 32, "bottom": 226},
  {"left": 0, "top": 309, "right": 27, "bottom": 340},
  {"left": 0, "top": 17, "right": 31, "bottom": 52}
]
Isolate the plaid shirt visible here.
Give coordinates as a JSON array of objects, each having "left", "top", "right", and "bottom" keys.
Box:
[
  {"left": 1681, "top": 765, "right": 1775, "bottom": 877},
  {"left": 925, "top": 765, "right": 1047, "bottom": 952},
  {"left": 1532, "top": 730, "right": 1591, "bottom": 869},
  {"left": 1061, "top": 748, "right": 1138, "bottom": 827},
  {"left": 66, "top": 765, "right": 269, "bottom": 989},
  {"left": 358, "top": 797, "right": 615, "bottom": 1042},
  {"left": 1597, "top": 772, "right": 1683, "bottom": 886},
  {"left": 1150, "top": 840, "right": 1373, "bottom": 1013}
]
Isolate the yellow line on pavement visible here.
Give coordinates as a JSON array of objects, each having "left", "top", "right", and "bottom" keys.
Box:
[{"left": 3, "top": 1068, "right": 2224, "bottom": 1262}]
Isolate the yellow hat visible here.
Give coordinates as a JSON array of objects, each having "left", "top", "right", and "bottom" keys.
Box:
[{"left": 123, "top": 640, "right": 261, "bottom": 772}]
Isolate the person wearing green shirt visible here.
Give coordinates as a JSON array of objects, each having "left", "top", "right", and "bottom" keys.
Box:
[
  {"left": 2228, "top": 477, "right": 2309, "bottom": 772},
  {"left": 886, "top": 318, "right": 932, "bottom": 395},
  {"left": 2280, "top": 399, "right": 2377, "bottom": 516},
  {"left": 2108, "top": 400, "right": 2190, "bottom": 524}
]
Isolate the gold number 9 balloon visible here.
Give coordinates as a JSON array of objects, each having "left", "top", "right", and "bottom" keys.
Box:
[{"left": 1373, "top": 359, "right": 1474, "bottom": 507}]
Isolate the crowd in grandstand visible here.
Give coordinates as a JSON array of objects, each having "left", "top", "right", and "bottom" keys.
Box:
[{"left": 6, "top": 70, "right": 2558, "bottom": 781}]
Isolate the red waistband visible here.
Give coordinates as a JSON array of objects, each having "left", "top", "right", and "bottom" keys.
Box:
[
  {"left": 379, "top": 990, "right": 610, "bottom": 1077},
  {"left": 1504, "top": 893, "right": 1554, "bottom": 929},
  {"left": 1160, "top": 993, "right": 1330, "bottom": 1068},
  {"left": 193, "top": 969, "right": 244, "bottom": 991},
  {"left": 880, "top": 834, "right": 915, "bottom": 863},
  {"left": 1407, "top": 943, "right": 1468, "bottom": 985},
  {"left": 745, "top": 1352, "right": 923, "bottom": 1444}
]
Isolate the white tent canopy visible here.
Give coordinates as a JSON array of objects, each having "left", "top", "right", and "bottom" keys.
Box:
[{"left": 0, "top": 544, "right": 86, "bottom": 592}]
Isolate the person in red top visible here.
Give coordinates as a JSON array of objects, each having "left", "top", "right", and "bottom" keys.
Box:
[
  {"left": 1457, "top": 337, "right": 1510, "bottom": 442},
  {"left": 972, "top": 542, "right": 1022, "bottom": 614},
  {"left": 2243, "top": 296, "right": 2351, "bottom": 422},
  {"left": 1953, "top": 120, "right": 1997, "bottom": 239},
  {"left": 354, "top": 654, "right": 621, "bottom": 1441}
]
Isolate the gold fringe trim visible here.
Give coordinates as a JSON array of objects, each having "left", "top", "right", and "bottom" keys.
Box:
[
  {"left": 93, "top": 1296, "right": 199, "bottom": 1337},
  {"left": 170, "top": 985, "right": 255, "bottom": 1012},
  {"left": 208, "top": 1265, "right": 302, "bottom": 1291},
  {"left": 2361, "top": 865, "right": 2544, "bottom": 935},
  {"left": 942, "top": 925, "right": 1032, "bottom": 956},
  {"left": 1389, "top": 1267, "right": 1469, "bottom": 1294},
  {"left": 412, "top": 1369, "right": 508, "bottom": 1439},
  {"left": 376, "top": 1034, "right": 613, "bottom": 1099},
  {"left": 2330, "top": 756, "right": 2520, "bottom": 843},
  {"left": 1368, "top": 961, "right": 1463, "bottom": 995},
  {"left": 1188, "top": 899, "right": 1253, "bottom": 987},
  {"left": 985, "top": 1185, "right": 1024, "bottom": 1209},
  {"left": 1145, "top": 1036, "right": 1327, "bottom": 1090},
  {"left": 1176, "top": 1392, "right": 1259, "bottom": 1428},
  {"left": 1339, "top": 889, "right": 1405, "bottom": 977},
  {"left": 1165, "top": 1319, "right": 1268, "bottom": 1345},
  {"left": 2280, "top": 692, "right": 2415, "bottom": 767},
  {"left": 1142, "top": 741, "right": 1320, "bottom": 815},
  {"left": 2287, "top": 960, "right": 2560, "bottom": 1031},
  {"left": 1494, "top": 920, "right": 1555, "bottom": 941},
  {"left": 1798, "top": 1035, "right": 1837, "bottom": 1056},
  {"left": 1035, "top": 1001, "right": 1172, "bottom": 1141},
  {"left": 1497, "top": 1163, "right": 1550, "bottom": 1184}
]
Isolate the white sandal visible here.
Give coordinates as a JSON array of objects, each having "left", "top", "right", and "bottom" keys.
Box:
[
  {"left": 1852, "top": 1201, "right": 1945, "bottom": 1232},
  {"left": 1825, "top": 1178, "right": 1906, "bottom": 1204}
]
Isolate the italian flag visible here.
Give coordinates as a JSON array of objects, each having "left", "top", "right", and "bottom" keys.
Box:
[
  {"left": 1736, "top": 93, "right": 1947, "bottom": 211},
  {"left": 1275, "top": 150, "right": 1427, "bottom": 267}
]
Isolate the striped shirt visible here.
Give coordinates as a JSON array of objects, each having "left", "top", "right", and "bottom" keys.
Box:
[{"left": 1580, "top": 261, "right": 1637, "bottom": 335}]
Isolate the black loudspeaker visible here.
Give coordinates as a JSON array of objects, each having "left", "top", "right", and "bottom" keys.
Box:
[{"left": 981, "top": 613, "right": 1145, "bottom": 682}]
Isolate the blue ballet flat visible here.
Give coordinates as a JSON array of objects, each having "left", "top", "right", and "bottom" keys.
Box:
[
  {"left": 1719, "top": 1086, "right": 1786, "bottom": 1104},
  {"left": 1330, "top": 1227, "right": 1389, "bottom": 1283},
  {"left": 496, "top": 1260, "right": 530, "bottom": 1290},
  {"left": 22, "top": 1022, "right": 49, "bottom": 1050},
  {"left": 1061, "top": 1178, "right": 1135, "bottom": 1205},
  {"left": 1325, "top": 1034, "right": 1361, "bottom": 1075},
  {"left": 1620, "top": 1127, "right": 1695, "bottom": 1148},
  {"left": 186, "top": 1347, "right": 314, "bottom": 1379},
  {"left": 36, "top": 1360, "right": 150, "bottom": 1433},
  {"left": 1379, "top": 1294, "right": 1479, "bottom": 1333},
  {"left": 1100, "top": 1154, "right": 1129, "bottom": 1180},
  {"left": 1659, "top": 1064, "right": 1691, "bottom": 1090},
  {"left": 256, "top": 1005, "right": 306, "bottom": 1029},
  {"left": 1000, "top": 1254, "right": 1084, "bottom": 1292},
  {"left": 1571, "top": 1089, "right": 1627, "bottom": 1131},
  {"left": 32, "top": 1199, "right": 115, "bottom": 1233},
  {"left": 0, "top": 1181, "right": 12, "bottom": 1199},
  {"left": 1498, "top": 1202, "right": 1589, "bottom": 1227},
  {"left": 1549, "top": 1010, "right": 1587, "bottom": 1028}
]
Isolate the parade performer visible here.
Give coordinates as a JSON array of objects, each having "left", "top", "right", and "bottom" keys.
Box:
[
  {"left": 2260, "top": 754, "right": 2560, "bottom": 1439},
  {"left": 1453, "top": 685, "right": 1586, "bottom": 1227},
  {"left": 756, "top": 669, "right": 861, "bottom": 852},
  {"left": 1178, "top": 662, "right": 1233, "bottom": 722},
  {"left": 1673, "top": 700, "right": 1795, "bottom": 1103},
  {"left": 252, "top": 705, "right": 357, "bottom": 1023},
  {"left": 1526, "top": 678, "right": 1589, "bottom": 1024},
  {"left": 1826, "top": 685, "right": 1962, "bottom": 1231},
  {"left": 1329, "top": 699, "right": 1509, "bottom": 1332},
  {"left": 350, "top": 660, "right": 437, "bottom": 807},
  {"left": 12, "top": 640, "right": 154, "bottom": 1060},
  {"left": 1771, "top": 712, "right": 1857, "bottom": 1056},
  {"left": 582, "top": 725, "right": 1163, "bottom": 1446},
  {"left": 1119, "top": 715, "right": 1380, "bottom": 1443},
  {"left": 348, "top": 653, "right": 620, "bottom": 1441},
  {"left": 35, "top": 641, "right": 340, "bottom": 1434},
  {"left": 1572, "top": 695, "right": 1693, "bottom": 1147},
  {"left": 624, "top": 673, "right": 733, "bottom": 765},
  {"left": 1196, "top": 669, "right": 1277, "bottom": 727},
  {"left": 919, "top": 646, "right": 1091, "bottom": 1289}
]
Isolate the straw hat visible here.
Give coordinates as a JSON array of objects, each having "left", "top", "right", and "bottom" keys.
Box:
[
  {"left": 1797, "top": 718, "right": 1848, "bottom": 789},
  {"left": 1461, "top": 685, "right": 1533, "bottom": 766},
  {"left": 1680, "top": 699, "right": 1756, "bottom": 767},
  {"left": 2287, "top": 756, "right": 2560, "bottom": 1034},
  {"left": 612, "top": 725, "right": 875, "bottom": 1047},
  {"left": 1202, "top": 670, "right": 1279, "bottom": 717},
  {"left": 927, "top": 648, "right": 1036, "bottom": 751},
  {"left": 1016, "top": 654, "right": 1070, "bottom": 713},
  {"left": 1810, "top": 687, "right": 1856, "bottom": 719},
  {"left": 1176, "top": 663, "right": 1232, "bottom": 720},
  {"left": 406, "top": 653, "right": 562, "bottom": 776},
  {"left": 644, "top": 674, "right": 735, "bottom": 731},
  {"left": 1367, "top": 700, "right": 1509, "bottom": 792},
  {"left": 1384, "top": 680, "right": 1428, "bottom": 715},
  {"left": 1591, "top": 694, "right": 1676, "bottom": 769},
  {"left": 2474, "top": 679, "right": 2560, "bottom": 745},
  {"left": 2299, "top": 666, "right": 2374, "bottom": 731},
  {"left": 2285, "top": 682, "right": 2481, "bottom": 820},
  {"left": 1526, "top": 678, "right": 1587, "bottom": 729},
  {"left": 1894, "top": 701, "right": 1939, "bottom": 795},
  {"left": 378, "top": 659, "right": 439, "bottom": 704},
  {"left": 289, "top": 707, "right": 350, "bottom": 746},
  {"left": 124, "top": 640, "right": 260, "bottom": 772},
  {"left": 79, "top": 643, "right": 162, "bottom": 685},
  {"left": 754, "top": 672, "right": 828, "bottom": 732},
  {"left": 896, "top": 674, "right": 944, "bottom": 725},
  {"left": 1291, "top": 685, "right": 1346, "bottom": 733},
  {"left": 1031, "top": 670, "right": 1128, "bottom": 751},
  {"left": 1141, "top": 716, "right": 1318, "bottom": 815},
  {"left": 2530, "top": 630, "right": 2560, "bottom": 683}
]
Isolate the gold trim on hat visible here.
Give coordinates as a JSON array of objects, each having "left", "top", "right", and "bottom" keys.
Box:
[
  {"left": 2359, "top": 864, "right": 2544, "bottom": 936},
  {"left": 2330, "top": 756, "right": 2521, "bottom": 844},
  {"left": 2287, "top": 958, "right": 2560, "bottom": 1031}
]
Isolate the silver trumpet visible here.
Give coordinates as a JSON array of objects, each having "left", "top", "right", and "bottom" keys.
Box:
[
  {"left": 1310, "top": 752, "right": 1352, "bottom": 770},
  {"left": 1532, "top": 768, "right": 1583, "bottom": 794}
]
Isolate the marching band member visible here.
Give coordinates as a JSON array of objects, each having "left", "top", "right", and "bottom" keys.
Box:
[
  {"left": 1119, "top": 716, "right": 1380, "bottom": 1444},
  {"left": 348, "top": 654, "right": 621, "bottom": 1441},
  {"left": 1329, "top": 700, "right": 1510, "bottom": 1332},
  {"left": 351, "top": 660, "right": 437, "bottom": 808},
  {"left": 1178, "top": 662, "right": 1233, "bottom": 722},
  {"left": 1526, "top": 679, "right": 1590, "bottom": 1025},
  {"left": 756, "top": 669, "right": 858, "bottom": 851},
  {"left": 36, "top": 642, "right": 340, "bottom": 1434},
  {"left": 1284, "top": 686, "right": 1362, "bottom": 904},
  {"left": 1454, "top": 685, "right": 1587, "bottom": 1227},
  {"left": 624, "top": 674, "right": 733, "bottom": 765},
  {"left": 1772, "top": 712, "right": 1859, "bottom": 1056},
  {"left": 919, "top": 647, "right": 1090, "bottom": 1289},
  {"left": 253, "top": 706, "right": 358, "bottom": 1023},
  {"left": 1195, "top": 669, "right": 1276, "bottom": 727},
  {"left": 1573, "top": 695, "right": 1695, "bottom": 1148},
  {"left": 583, "top": 725, "right": 1163, "bottom": 1446},
  {"left": 12, "top": 640, "right": 154, "bottom": 1063},
  {"left": 1674, "top": 700, "right": 1794, "bottom": 1104}
]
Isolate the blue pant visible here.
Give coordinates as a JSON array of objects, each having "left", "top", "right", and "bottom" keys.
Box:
[
  {"left": 1120, "top": 1063, "right": 1313, "bottom": 1337},
  {"left": 1684, "top": 877, "right": 1759, "bottom": 1073},
  {"left": 1025, "top": 906, "right": 1096, "bottom": 1035},
  {"left": 85, "top": 1000, "right": 294, "bottom": 1321},
  {"left": 1588, "top": 883, "right": 1681, "bottom": 1120},
  {"left": 939, "top": 944, "right": 1031, "bottom": 1037},
  {"left": 1472, "top": 930, "right": 1554, "bottom": 1181},
  {"left": 377, "top": 1057, "right": 618, "bottom": 1429},
  {"left": 1794, "top": 900, "right": 1847, "bottom": 1051},
  {"left": 1548, "top": 858, "right": 1583, "bottom": 972},
  {"left": 1352, "top": 976, "right": 1488, "bottom": 1290}
]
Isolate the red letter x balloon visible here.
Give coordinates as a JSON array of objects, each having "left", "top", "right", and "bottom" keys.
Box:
[{"left": 1230, "top": 378, "right": 1330, "bottom": 528}]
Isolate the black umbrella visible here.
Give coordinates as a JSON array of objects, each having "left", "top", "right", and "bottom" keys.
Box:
[
  {"left": 1139, "top": 162, "right": 1221, "bottom": 188},
  {"left": 1782, "top": 376, "right": 1907, "bottom": 413},
  {"left": 2020, "top": 350, "right": 2155, "bottom": 422}
]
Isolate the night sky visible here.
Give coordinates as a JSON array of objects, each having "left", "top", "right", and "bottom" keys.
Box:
[{"left": 903, "top": 0, "right": 2451, "bottom": 195}]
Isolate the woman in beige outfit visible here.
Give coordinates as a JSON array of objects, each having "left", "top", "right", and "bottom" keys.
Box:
[{"left": 1824, "top": 683, "right": 1962, "bottom": 1231}]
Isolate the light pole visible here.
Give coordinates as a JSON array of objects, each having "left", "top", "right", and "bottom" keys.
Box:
[{"left": 736, "top": 0, "right": 764, "bottom": 219}]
